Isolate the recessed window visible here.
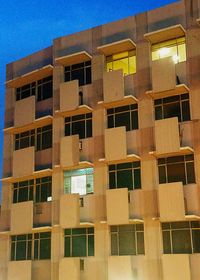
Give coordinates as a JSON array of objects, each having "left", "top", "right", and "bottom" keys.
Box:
[
  {"left": 34, "top": 232, "right": 51, "bottom": 260},
  {"left": 10, "top": 232, "right": 51, "bottom": 261},
  {"left": 162, "top": 221, "right": 200, "bottom": 254},
  {"left": 64, "top": 227, "right": 94, "bottom": 257},
  {"left": 158, "top": 155, "right": 195, "bottom": 185},
  {"left": 64, "top": 61, "right": 92, "bottom": 86},
  {"left": 13, "top": 176, "right": 52, "bottom": 204},
  {"left": 64, "top": 168, "right": 94, "bottom": 195},
  {"left": 107, "top": 104, "right": 138, "bottom": 131},
  {"left": 16, "top": 76, "right": 53, "bottom": 101},
  {"left": 65, "top": 113, "right": 92, "bottom": 139},
  {"left": 106, "top": 50, "right": 136, "bottom": 75},
  {"left": 109, "top": 162, "right": 141, "bottom": 190},
  {"left": 110, "top": 224, "right": 145, "bottom": 256},
  {"left": 154, "top": 94, "right": 190, "bottom": 122},
  {"left": 152, "top": 37, "right": 186, "bottom": 63},
  {"left": 14, "top": 125, "right": 52, "bottom": 151}
]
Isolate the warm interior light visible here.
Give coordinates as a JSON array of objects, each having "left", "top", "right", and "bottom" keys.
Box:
[
  {"left": 159, "top": 47, "right": 170, "bottom": 57},
  {"left": 172, "top": 54, "right": 179, "bottom": 64}
]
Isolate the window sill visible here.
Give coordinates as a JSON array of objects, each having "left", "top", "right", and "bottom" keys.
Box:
[
  {"left": 98, "top": 95, "right": 138, "bottom": 109},
  {"left": 4, "top": 115, "right": 53, "bottom": 134},
  {"left": 153, "top": 214, "right": 200, "bottom": 222},
  {"left": 6, "top": 65, "right": 53, "bottom": 88},
  {"left": 55, "top": 104, "right": 93, "bottom": 117},
  {"left": 146, "top": 84, "right": 189, "bottom": 100},
  {"left": 149, "top": 146, "right": 194, "bottom": 158}
]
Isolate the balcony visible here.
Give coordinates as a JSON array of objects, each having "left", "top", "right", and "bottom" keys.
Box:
[
  {"left": 14, "top": 96, "right": 35, "bottom": 127},
  {"left": 60, "top": 194, "right": 80, "bottom": 228},
  {"left": 8, "top": 260, "right": 32, "bottom": 280},
  {"left": 13, "top": 147, "right": 35, "bottom": 178}
]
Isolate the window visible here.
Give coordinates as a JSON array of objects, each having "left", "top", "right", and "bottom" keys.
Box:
[
  {"left": 64, "top": 227, "right": 94, "bottom": 257},
  {"left": 14, "top": 125, "right": 52, "bottom": 151},
  {"left": 152, "top": 37, "right": 186, "bottom": 63},
  {"left": 110, "top": 224, "right": 145, "bottom": 256},
  {"left": 16, "top": 76, "right": 53, "bottom": 101},
  {"left": 162, "top": 221, "right": 200, "bottom": 254},
  {"left": 109, "top": 162, "right": 141, "bottom": 190},
  {"left": 13, "top": 176, "right": 52, "bottom": 203},
  {"left": 158, "top": 155, "right": 195, "bottom": 185},
  {"left": 107, "top": 104, "right": 138, "bottom": 131},
  {"left": 11, "top": 234, "right": 32, "bottom": 261},
  {"left": 34, "top": 232, "right": 51, "bottom": 260},
  {"left": 154, "top": 94, "right": 190, "bottom": 122},
  {"left": 64, "top": 61, "right": 92, "bottom": 86},
  {"left": 106, "top": 50, "right": 136, "bottom": 75},
  {"left": 65, "top": 113, "right": 92, "bottom": 139},
  {"left": 64, "top": 168, "right": 93, "bottom": 195}
]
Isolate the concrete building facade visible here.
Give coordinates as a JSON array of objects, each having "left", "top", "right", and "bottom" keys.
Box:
[{"left": 1, "top": 0, "right": 200, "bottom": 279}]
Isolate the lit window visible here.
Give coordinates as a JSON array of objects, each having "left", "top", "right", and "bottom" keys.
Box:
[
  {"left": 109, "top": 162, "right": 141, "bottom": 190},
  {"left": 64, "top": 227, "right": 94, "bottom": 257},
  {"left": 106, "top": 50, "right": 136, "bottom": 75},
  {"left": 154, "top": 93, "right": 190, "bottom": 122},
  {"left": 64, "top": 61, "right": 92, "bottom": 86},
  {"left": 152, "top": 37, "right": 186, "bottom": 63},
  {"left": 110, "top": 224, "right": 145, "bottom": 256},
  {"left": 158, "top": 155, "right": 195, "bottom": 185},
  {"left": 16, "top": 76, "right": 53, "bottom": 101},
  {"left": 64, "top": 168, "right": 94, "bottom": 195},
  {"left": 65, "top": 113, "right": 92, "bottom": 139},
  {"left": 162, "top": 221, "right": 200, "bottom": 254},
  {"left": 107, "top": 104, "right": 138, "bottom": 131}
]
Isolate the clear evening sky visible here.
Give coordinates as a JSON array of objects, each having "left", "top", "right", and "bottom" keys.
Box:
[{"left": 0, "top": 0, "right": 179, "bottom": 200}]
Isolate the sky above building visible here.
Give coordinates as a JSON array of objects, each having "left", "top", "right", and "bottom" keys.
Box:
[{"left": 0, "top": 0, "right": 179, "bottom": 199}]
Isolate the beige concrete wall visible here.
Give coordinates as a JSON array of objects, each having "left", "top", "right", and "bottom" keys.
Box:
[
  {"left": 12, "top": 147, "right": 35, "bottom": 178},
  {"left": 60, "top": 135, "right": 79, "bottom": 167},
  {"left": 60, "top": 80, "right": 79, "bottom": 111},
  {"left": 14, "top": 96, "right": 35, "bottom": 127},
  {"left": 60, "top": 194, "right": 80, "bottom": 228},
  {"left": 59, "top": 258, "right": 80, "bottom": 280},
  {"left": 8, "top": 260, "right": 32, "bottom": 280},
  {"left": 103, "top": 70, "right": 124, "bottom": 102}
]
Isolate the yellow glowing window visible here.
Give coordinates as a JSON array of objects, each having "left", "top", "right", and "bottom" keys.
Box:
[
  {"left": 106, "top": 50, "right": 136, "bottom": 75},
  {"left": 152, "top": 37, "right": 186, "bottom": 63}
]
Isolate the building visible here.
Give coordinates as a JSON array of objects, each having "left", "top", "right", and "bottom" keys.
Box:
[{"left": 1, "top": 0, "right": 200, "bottom": 279}]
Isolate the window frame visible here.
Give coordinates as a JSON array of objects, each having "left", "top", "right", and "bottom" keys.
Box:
[
  {"left": 64, "top": 227, "right": 95, "bottom": 257},
  {"left": 158, "top": 154, "right": 195, "bottom": 185},
  {"left": 34, "top": 232, "right": 51, "bottom": 260},
  {"left": 11, "top": 234, "right": 32, "bottom": 261},
  {"left": 64, "top": 113, "right": 92, "bottom": 140},
  {"left": 110, "top": 224, "right": 145, "bottom": 256},
  {"left": 16, "top": 76, "right": 53, "bottom": 102}
]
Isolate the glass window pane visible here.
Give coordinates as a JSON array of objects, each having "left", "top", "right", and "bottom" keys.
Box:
[
  {"left": 182, "top": 100, "right": 190, "bottom": 121},
  {"left": 129, "top": 55, "right": 136, "bottom": 74},
  {"left": 11, "top": 243, "right": 15, "bottom": 260},
  {"left": 111, "top": 233, "right": 118, "bottom": 255},
  {"left": 158, "top": 166, "right": 166, "bottom": 184},
  {"left": 163, "top": 102, "right": 181, "bottom": 121},
  {"left": 40, "top": 239, "right": 51, "bottom": 259},
  {"left": 72, "top": 236, "right": 86, "bottom": 257},
  {"left": 109, "top": 172, "right": 116, "bottom": 189},
  {"left": 162, "top": 231, "right": 171, "bottom": 253},
  {"left": 137, "top": 232, "right": 145, "bottom": 254},
  {"left": 72, "top": 121, "right": 85, "bottom": 139},
  {"left": 134, "top": 169, "right": 141, "bottom": 189},
  {"left": 64, "top": 236, "right": 71, "bottom": 257},
  {"left": 167, "top": 163, "right": 186, "bottom": 184},
  {"left": 119, "top": 232, "right": 136, "bottom": 255},
  {"left": 107, "top": 115, "right": 114, "bottom": 128},
  {"left": 131, "top": 110, "right": 138, "bottom": 130},
  {"left": 88, "top": 235, "right": 94, "bottom": 256},
  {"left": 178, "top": 43, "right": 186, "bottom": 62},
  {"left": 115, "top": 112, "right": 130, "bottom": 131},
  {"left": 117, "top": 170, "right": 133, "bottom": 190},
  {"left": 86, "top": 119, "right": 92, "bottom": 138},
  {"left": 18, "top": 187, "right": 28, "bottom": 202},
  {"left": 155, "top": 106, "right": 162, "bottom": 120},
  {"left": 192, "top": 230, "right": 200, "bottom": 253},
  {"left": 186, "top": 162, "right": 195, "bottom": 184},
  {"left": 16, "top": 241, "right": 26, "bottom": 260},
  {"left": 34, "top": 240, "right": 38, "bottom": 259},
  {"left": 172, "top": 229, "right": 192, "bottom": 253}
]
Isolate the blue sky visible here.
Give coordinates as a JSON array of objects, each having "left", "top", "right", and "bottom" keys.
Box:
[{"left": 0, "top": 0, "right": 179, "bottom": 200}]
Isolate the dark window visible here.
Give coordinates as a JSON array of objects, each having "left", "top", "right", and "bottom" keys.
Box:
[
  {"left": 107, "top": 104, "right": 138, "bottom": 131},
  {"left": 110, "top": 224, "right": 145, "bottom": 256},
  {"left": 13, "top": 176, "right": 52, "bottom": 203},
  {"left": 64, "top": 227, "right": 94, "bottom": 257},
  {"left": 34, "top": 232, "right": 51, "bottom": 260},
  {"left": 162, "top": 221, "right": 200, "bottom": 254},
  {"left": 16, "top": 76, "right": 53, "bottom": 102},
  {"left": 158, "top": 155, "right": 195, "bottom": 185},
  {"left": 109, "top": 162, "right": 141, "bottom": 190},
  {"left": 65, "top": 113, "right": 92, "bottom": 139},
  {"left": 11, "top": 234, "right": 32, "bottom": 261},
  {"left": 64, "top": 61, "right": 92, "bottom": 86},
  {"left": 14, "top": 125, "right": 52, "bottom": 151},
  {"left": 154, "top": 94, "right": 190, "bottom": 122}
]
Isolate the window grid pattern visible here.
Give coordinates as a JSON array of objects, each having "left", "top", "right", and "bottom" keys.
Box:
[
  {"left": 34, "top": 232, "right": 51, "bottom": 260},
  {"left": 158, "top": 155, "right": 195, "bottom": 185},
  {"left": 64, "top": 61, "right": 92, "bottom": 86},
  {"left": 16, "top": 76, "right": 53, "bottom": 101},
  {"left": 11, "top": 234, "right": 32, "bottom": 261},
  {"left": 64, "top": 227, "right": 94, "bottom": 257},
  {"left": 106, "top": 50, "right": 136, "bottom": 75},
  {"left": 65, "top": 113, "right": 92, "bottom": 139},
  {"left": 162, "top": 221, "right": 200, "bottom": 254},
  {"left": 13, "top": 176, "right": 52, "bottom": 204},
  {"left": 109, "top": 162, "right": 141, "bottom": 190},
  {"left": 14, "top": 125, "right": 52, "bottom": 151},
  {"left": 154, "top": 94, "right": 190, "bottom": 122},
  {"left": 110, "top": 224, "right": 145, "bottom": 256},
  {"left": 107, "top": 104, "right": 138, "bottom": 131}
]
